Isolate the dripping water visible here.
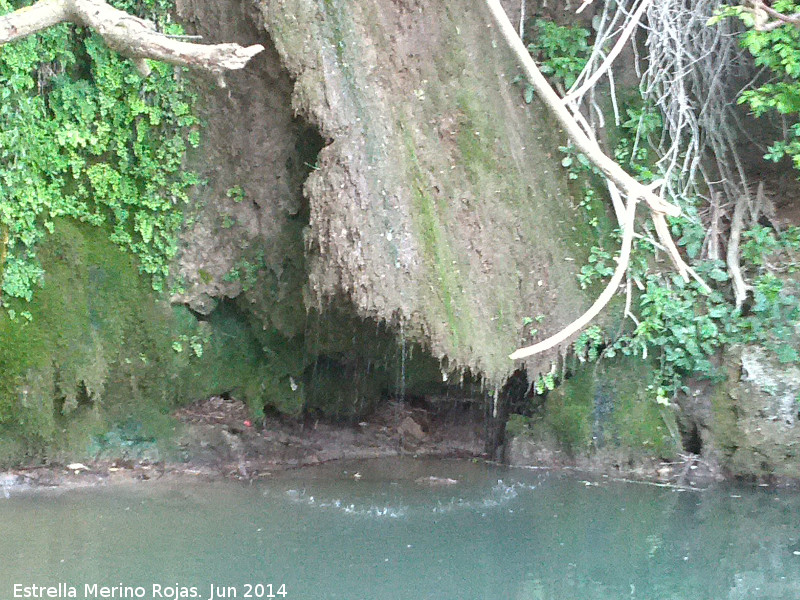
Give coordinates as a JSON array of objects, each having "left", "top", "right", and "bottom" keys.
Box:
[{"left": 398, "top": 321, "right": 406, "bottom": 404}]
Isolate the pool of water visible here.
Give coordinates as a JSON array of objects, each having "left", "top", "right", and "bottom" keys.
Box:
[{"left": 1, "top": 458, "right": 799, "bottom": 599}]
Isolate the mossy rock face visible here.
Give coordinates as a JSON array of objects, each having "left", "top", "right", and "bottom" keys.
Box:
[
  {"left": 0, "top": 221, "right": 452, "bottom": 465},
  {"left": 261, "top": 0, "right": 595, "bottom": 383},
  {"left": 511, "top": 358, "right": 680, "bottom": 461},
  {"left": 1, "top": 0, "right": 606, "bottom": 465},
  {"left": 0, "top": 221, "right": 275, "bottom": 465}
]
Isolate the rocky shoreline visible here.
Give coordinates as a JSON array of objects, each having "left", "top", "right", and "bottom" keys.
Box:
[
  {"left": 2, "top": 395, "right": 797, "bottom": 495},
  {"left": 0, "top": 396, "right": 485, "bottom": 494}
]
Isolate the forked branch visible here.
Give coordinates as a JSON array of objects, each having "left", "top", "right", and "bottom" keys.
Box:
[{"left": 753, "top": 0, "right": 800, "bottom": 31}]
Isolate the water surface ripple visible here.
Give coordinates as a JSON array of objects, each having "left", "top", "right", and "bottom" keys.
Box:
[{"left": 1, "top": 458, "right": 799, "bottom": 599}]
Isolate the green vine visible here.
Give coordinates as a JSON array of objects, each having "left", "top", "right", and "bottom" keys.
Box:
[
  {"left": 526, "top": 19, "right": 591, "bottom": 91},
  {"left": 0, "top": 0, "right": 200, "bottom": 304},
  {"left": 712, "top": 1, "right": 800, "bottom": 168},
  {"left": 528, "top": 19, "right": 800, "bottom": 401}
]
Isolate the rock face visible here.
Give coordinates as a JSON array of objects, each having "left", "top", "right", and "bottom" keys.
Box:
[
  {"left": 740, "top": 346, "right": 800, "bottom": 427},
  {"left": 168, "top": 0, "right": 596, "bottom": 409},
  {"left": 1, "top": 0, "right": 596, "bottom": 464},
  {"left": 173, "top": 0, "right": 321, "bottom": 321},
  {"left": 506, "top": 357, "right": 681, "bottom": 470},
  {"left": 256, "top": 0, "right": 592, "bottom": 382},
  {"left": 507, "top": 347, "right": 800, "bottom": 482},
  {"left": 705, "top": 347, "right": 800, "bottom": 479}
]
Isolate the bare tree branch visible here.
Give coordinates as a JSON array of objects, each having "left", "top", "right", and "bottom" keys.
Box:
[
  {"left": 563, "top": 0, "right": 653, "bottom": 105},
  {"left": 0, "top": 0, "right": 69, "bottom": 42},
  {"left": 754, "top": 1, "right": 800, "bottom": 31},
  {"left": 0, "top": 0, "right": 264, "bottom": 80},
  {"left": 487, "top": 0, "right": 683, "bottom": 221},
  {"left": 727, "top": 193, "right": 749, "bottom": 309}
]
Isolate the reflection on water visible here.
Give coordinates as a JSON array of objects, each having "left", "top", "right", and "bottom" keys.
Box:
[{"left": 1, "top": 458, "right": 799, "bottom": 599}]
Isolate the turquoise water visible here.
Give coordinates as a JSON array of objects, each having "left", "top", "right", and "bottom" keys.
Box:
[{"left": 1, "top": 458, "right": 799, "bottom": 599}]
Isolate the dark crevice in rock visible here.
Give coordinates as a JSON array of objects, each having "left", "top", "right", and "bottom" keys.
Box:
[
  {"left": 681, "top": 421, "right": 703, "bottom": 456},
  {"left": 485, "top": 369, "right": 528, "bottom": 462}
]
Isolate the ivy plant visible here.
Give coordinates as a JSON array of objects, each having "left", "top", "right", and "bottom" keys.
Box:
[
  {"left": 712, "top": 1, "right": 800, "bottom": 168},
  {"left": 527, "top": 19, "right": 591, "bottom": 90},
  {"left": 0, "top": 0, "right": 200, "bottom": 303}
]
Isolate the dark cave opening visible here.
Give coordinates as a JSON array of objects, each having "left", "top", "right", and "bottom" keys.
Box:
[{"left": 681, "top": 421, "right": 703, "bottom": 455}]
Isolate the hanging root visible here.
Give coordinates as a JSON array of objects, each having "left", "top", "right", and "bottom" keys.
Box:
[{"left": 509, "top": 193, "right": 637, "bottom": 361}]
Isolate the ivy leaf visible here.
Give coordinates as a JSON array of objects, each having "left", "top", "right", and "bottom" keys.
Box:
[
  {"left": 708, "top": 267, "right": 730, "bottom": 282},
  {"left": 524, "top": 85, "right": 535, "bottom": 104}
]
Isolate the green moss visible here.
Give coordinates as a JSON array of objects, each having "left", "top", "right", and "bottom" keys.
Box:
[
  {"left": 0, "top": 220, "right": 288, "bottom": 463},
  {"left": 401, "top": 125, "right": 470, "bottom": 349},
  {"left": 198, "top": 269, "right": 213, "bottom": 284},
  {"left": 506, "top": 413, "right": 534, "bottom": 438},
  {"left": 411, "top": 186, "right": 463, "bottom": 347},
  {"left": 709, "top": 358, "right": 740, "bottom": 460},
  {"left": 540, "top": 371, "right": 594, "bottom": 454},
  {"left": 0, "top": 221, "right": 164, "bottom": 455},
  {"left": 609, "top": 384, "right": 678, "bottom": 460},
  {"left": 518, "top": 357, "right": 679, "bottom": 459},
  {"left": 455, "top": 91, "right": 500, "bottom": 187}
]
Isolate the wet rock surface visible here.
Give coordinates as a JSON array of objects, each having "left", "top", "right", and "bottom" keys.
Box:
[{"left": 704, "top": 346, "right": 800, "bottom": 480}]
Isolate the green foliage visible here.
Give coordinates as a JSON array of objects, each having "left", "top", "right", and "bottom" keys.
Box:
[
  {"left": 226, "top": 185, "right": 245, "bottom": 203},
  {"left": 598, "top": 218, "right": 800, "bottom": 397},
  {"left": 172, "top": 328, "right": 211, "bottom": 358},
  {"left": 533, "top": 371, "right": 557, "bottom": 395},
  {"left": 526, "top": 19, "right": 591, "bottom": 91},
  {"left": 0, "top": 0, "right": 200, "bottom": 302},
  {"left": 714, "top": 2, "right": 800, "bottom": 168},
  {"left": 613, "top": 106, "right": 662, "bottom": 182},
  {"left": 574, "top": 325, "right": 604, "bottom": 362},
  {"left": 578, "top": 246, "right": 615, "bottom": 289},
  {"left": 222, "top": 252, "right": 266, "bottom": 292},
  {"left": 563, "top": 94, "right": 800, "bottom": 400},
  {"left": 608, "top": 275, "right": 728, "bottom": 393}
]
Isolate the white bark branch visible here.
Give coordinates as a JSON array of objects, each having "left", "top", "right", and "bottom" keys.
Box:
[
  {"left": 487, "top": 0, "right": 682, "bottom": 221},
  {"left": 754, "top": 1, "right": 800, "bottom": 31},
  {"left": 563, "top": 0, "right": 653, "bottom": 104},
  {"left": 510, "top": 192, "right": 637, "bottom": 360},
  {"left": 0, "top": 0, "right": 69, "bottom": 42},
  {"left": 727, "top": 193, "right": 750, "bottom": 310},
  {"left": 0, "top": 0, "right": 264, "bottom": 78}
]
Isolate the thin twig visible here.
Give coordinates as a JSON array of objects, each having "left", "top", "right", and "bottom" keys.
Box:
[{"left": 564, "top": 0, "right": 653, "bottom": 104}]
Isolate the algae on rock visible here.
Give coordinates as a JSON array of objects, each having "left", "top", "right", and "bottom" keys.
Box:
[
  {"left": 507, "top": 357, "right": 680, "bottom": 465},
  {"left": 0, "top": 221, "right": 274, "bottom": 464}
]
